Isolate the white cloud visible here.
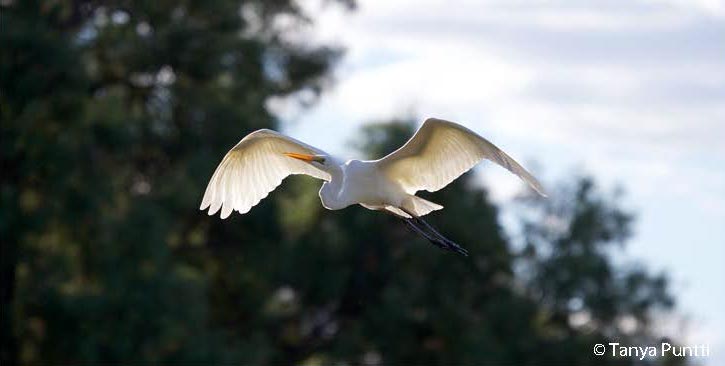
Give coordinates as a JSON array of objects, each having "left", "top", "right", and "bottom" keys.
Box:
[
  {"left": 295, "top": 1, "right": 725, "bottom": 138},
  {"left": 332, "top": 45, "right": 531, "bottom": 119}
]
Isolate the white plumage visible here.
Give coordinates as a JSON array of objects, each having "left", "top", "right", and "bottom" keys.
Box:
[
  {"left": 199, "top": 129, "right": 330, "bottom": 219},
  {"left": 377, "top": 119, "right": 545, "bottom": 196},
  {"left": 200, "top": 118, "right": 545, "bottom": 221}
]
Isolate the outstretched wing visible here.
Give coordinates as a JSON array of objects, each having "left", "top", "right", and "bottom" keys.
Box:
[
  {"left": 200, "top": 129, "right": 331, "bottom": 219},
  {"left": 377, "top": 118, "right": 546, "bottom": 196}
]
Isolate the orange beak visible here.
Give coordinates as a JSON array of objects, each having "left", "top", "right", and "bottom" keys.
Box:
[{"left": 283, "top": 152, "right": 325, "bottom": 163}]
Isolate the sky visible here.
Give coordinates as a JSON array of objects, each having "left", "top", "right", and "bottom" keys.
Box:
[{"left": 271, "top": 1, "right": 725, "bottom": 364}]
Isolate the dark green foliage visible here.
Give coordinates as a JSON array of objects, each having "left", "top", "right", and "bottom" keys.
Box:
[
  {"left": 2, "top": 0, "right": 344, "bottom": 363},
  {"left": 519, "top": 178, "right": 674, "bottom": 326},
  {"left": 2, "top": 1, "right": 680, "bottom": 365}
]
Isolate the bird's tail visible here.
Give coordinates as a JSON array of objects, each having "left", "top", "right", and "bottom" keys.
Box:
[{"left": 401, "top": 195, "right": 443, "bottom": 217}]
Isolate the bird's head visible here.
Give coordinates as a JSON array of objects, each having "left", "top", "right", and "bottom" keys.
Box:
[{"left": 283, "top": 152, "right": 328, "bottom": 167}]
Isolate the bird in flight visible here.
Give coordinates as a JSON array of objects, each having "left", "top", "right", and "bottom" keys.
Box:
[{"left": 200, "top": 118, "right": 546, "bottom": 256}]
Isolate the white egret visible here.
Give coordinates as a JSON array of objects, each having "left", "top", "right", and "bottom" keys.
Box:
[{"left": 200, "top": 118, "right": 546, "bottom": 256}]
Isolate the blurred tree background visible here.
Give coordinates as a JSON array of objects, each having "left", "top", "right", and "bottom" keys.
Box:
[{"left": 1, "top": 1, "right": 682, "bottom": 365}]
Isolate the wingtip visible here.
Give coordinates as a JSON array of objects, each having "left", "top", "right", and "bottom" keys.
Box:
[
  {"left": 526, "top": 177, "right": 548, "bottom": 198},
  {"left": 532, "top": 184, "right": 548, "bottom": 198},
  {"left": 199, "top": 193, "right": 211, "bottom": 210},
  {"left": 533, "top": 187, "right": 548, "bottom": 198}
]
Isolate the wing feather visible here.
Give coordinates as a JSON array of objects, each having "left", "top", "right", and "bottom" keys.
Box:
[
  {"left": 377, "top": 118, "right": 546, "bottom": 196},
  {"left": 200, "top": 129, "right": 331, "bottom": 218}
]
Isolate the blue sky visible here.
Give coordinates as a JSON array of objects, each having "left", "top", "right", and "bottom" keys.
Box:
[{"left": 270, "top": 1, "right": 724, "bottom": 364}]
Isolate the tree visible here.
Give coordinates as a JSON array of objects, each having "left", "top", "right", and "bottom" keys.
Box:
[
  {"left": 517, "top": 176, "right": 679, "bottom": 364},
  {"left": 2, "top": 0, "right": 350, "bottom": 363}
]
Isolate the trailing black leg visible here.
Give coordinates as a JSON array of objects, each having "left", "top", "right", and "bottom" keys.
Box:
[
  {"left": 401, "top": 215, "right": 469, "bottom": 257},
  {"left": 412, "top": 215, "right": 469, "bottom": 256},
  {"left": 404, "top": 218, "right": 449, "bottom": 252}
]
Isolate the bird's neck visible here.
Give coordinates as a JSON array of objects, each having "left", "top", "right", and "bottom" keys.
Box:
[{"left": 318, "top": 163, "right": 349, "bottom": 210}]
